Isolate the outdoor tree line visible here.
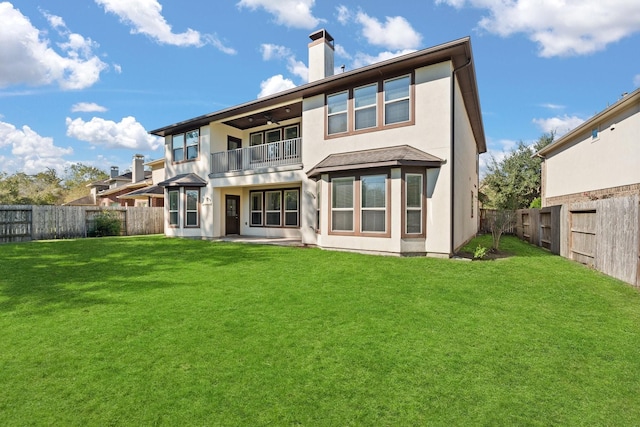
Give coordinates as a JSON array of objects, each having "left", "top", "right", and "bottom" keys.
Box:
[{"left": 0, "top": 164, "right": 108, "bottom": 205}]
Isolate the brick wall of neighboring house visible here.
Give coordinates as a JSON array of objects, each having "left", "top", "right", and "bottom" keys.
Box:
[
  {"left": 545, "top": 183, "right": 640, "bottom": 206},
  {"left": 98, "top": 189, "right": 135, "bottom": 207}
]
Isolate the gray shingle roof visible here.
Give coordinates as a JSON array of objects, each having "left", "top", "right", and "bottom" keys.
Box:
[{"left": 157, "top": 173, "right": 207, "bottom": 187}]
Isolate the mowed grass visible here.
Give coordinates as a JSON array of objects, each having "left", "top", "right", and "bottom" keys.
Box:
[{"left": 1, "top": 235, "right": 640, "bottom": 426}]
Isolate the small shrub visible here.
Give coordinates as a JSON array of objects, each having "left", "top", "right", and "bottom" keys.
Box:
[
  {"left": 473, "top": 245, "right": 488, "bottom": 260},
  {"left": 90, "top": 211, "right": 122, "bottom": 237},
  {"left": 529, "top": 197, "right": 542, "bottom": 208}
]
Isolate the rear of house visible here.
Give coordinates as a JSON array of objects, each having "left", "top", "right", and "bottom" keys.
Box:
[{"left": 151, "top": 31, "right": 486, "bottom": 257}]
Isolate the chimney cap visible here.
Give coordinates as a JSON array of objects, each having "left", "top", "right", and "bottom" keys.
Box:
[{"left": 309, "top": 29, "right": 334, "bottom": 44}]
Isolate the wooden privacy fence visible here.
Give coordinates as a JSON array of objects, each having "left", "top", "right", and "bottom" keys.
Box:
[
  {"left": 0, "top": 205, "right": 164, "bottom": 243},
  {"left": 479, "top": 209, "right": 516, "bottom": 235},
  {"left": 511, "top": 196, "right": 639, "bottom": 287}
]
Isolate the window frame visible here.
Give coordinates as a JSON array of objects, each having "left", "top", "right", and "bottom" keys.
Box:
[
  {"left": 402, "top": 170, "right": 426, "bottom": 238},
  {"left": 284, "top": 189, "right": 299, "bottom": 227},
  {"left": 168, "top": 189, "right": 179, "bottom": 227},
  {"left": 354, "top": 83, "right": 378, "bottom": 131},
  {"left": 249, "top": 187, "right": 300, "bottom": 229},
  {"left": 360, "top": 174, "right": 387, "bottom": 234},
  {"left": 250, "top": 192, "right": 263, "bottom": 226},
  {"left": 184, "top": 187, "right": 200, "bottom": 228},
  {"left": 331, "top": 176, "right": 355, "bottom": 233},
  {"left": 383, "top": 74, "right": 411, "bottom": 126},
  {"left": 327, "top": 91, "right": 349, "bottom": 135},
  {"left": 171, "top": 129, "right": 200, "bottom": 164}
]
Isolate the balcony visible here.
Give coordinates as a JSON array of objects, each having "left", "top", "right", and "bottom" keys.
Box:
[{"left": 211, "top": 138, "right": 302, "bottom": 175}]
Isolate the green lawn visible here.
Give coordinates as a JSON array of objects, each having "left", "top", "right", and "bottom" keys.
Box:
[{"left": 1, "top": 235, "right": 640, "bottom": 426}]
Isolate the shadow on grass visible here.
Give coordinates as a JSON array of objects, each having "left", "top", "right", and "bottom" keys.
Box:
[
  {"left": 459, "top": 235, "right": 557, "bottom": 259},
  {"left": 0, "top": 236, "right": 278, "bottom": 314}
]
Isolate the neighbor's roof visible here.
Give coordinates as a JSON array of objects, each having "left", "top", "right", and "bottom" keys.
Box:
[
  {"left": 157, "top": 173, "right": 207, "bottom": 187},
  {"left": 307, "top": 145, "right": 444, "bottom": 178},
  {"left": 537, "top": 87, "right": 640, "bottom": 157},
  {"left": 118, "top": 185, "right": 164, "bottom": 199},
  {"left": 149, "top": 37, "right": 486, "bottom": 153}
]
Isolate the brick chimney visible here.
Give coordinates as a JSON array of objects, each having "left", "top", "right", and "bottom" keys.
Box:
[
  {"left": 308, "top": 29, "right": 334, "bottom": 82},
  {"left": 110, "top": 166, "right": 119, "bottom": 178},
  {"left": 132, "top": 154, "right": 145, "bottom": 183}
]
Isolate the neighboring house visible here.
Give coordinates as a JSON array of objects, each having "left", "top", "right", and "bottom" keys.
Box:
[
  {"left": 537, "top": 88, "right": 640, "bottom": 206},
  {"left": 66, "top": 155, "right": 165, "bottom": 207},
  {"left": 150, "top": 31, "right": 486, "bottom": 257}
]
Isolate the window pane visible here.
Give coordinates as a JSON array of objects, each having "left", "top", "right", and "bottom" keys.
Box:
[
  {"left": 186, "top": 145, "right": 198, "bottom": 160},
  {"left": 355, "top": 106, "right": 376, "bottom": 130},
  {"left": 406, "top": 175, "right": 422, "bottom": 208},
  {"left": 407, "top": 210, "right": 421, "bottom": 234},
  {"left": 385, "top": 99, "right": 410, "bottom": 124},
  {"left": 266, "top": 212, "right": 281, "bottom": 226},
  {"left": 266, "top": 191, "right": 281, "bottom": 210},
  {"left": 185, "top": 130, "right": 199, "bottom": 146},
  {"left": 169, "top": 191, "right": 179, "bottom": 210},
  {"left": 384, "top": 76, "right": 410, "bottom": 102},
  {"left": 285, "top": 212, "right": 298, "bottom": 226},
  {"left": 328, "top": 113, "right": 347, "bottom": 134},
  {"left": 332, "top": 178, "right": 353, "bottom": 208},
  {"left": 172, "top": 134, "right": 184, "bottom": 149},
  {"left": 327, "top": 92, "right": 347, "bottom": 114},
  {"left": 251, "top": 193, "right": 262, "bottom": 210},
  {"left": 170, "top": 212, "right": 178, "bottom": 225},
  {"left": 186, "top": 190, "right": 198, "bottom": 210},
  {"left": 186, "top": 212, "right": 198, "bottom": 226},
  {"left": 285, "top": 190, "right": 298, "bottom": 210},
  {"left": 284, "top": 126, "right": 298, "bottom": 140},
  {"left": 266, "top": 130, "right": 281, "bottom": 143},
  {"left": 250, "top": 133, "right": 263, "bottom": 146},
  {"left": 362, "top": 175, "right": 385, "bottom": 208},
  {"left": 173, "top": 148, "right": 184, "bottom": 162},
  {"left": 362, "top": 211, "right": 385, "bottom": 232},
  {"left": 251, "top": 212, "right": 262, "bottom": 225},
  {"left": 354, "top": 84, "right": 376, "bottom": 108},
  {"left": 332, "top": 211, "right": 353, "bottom": 231}
]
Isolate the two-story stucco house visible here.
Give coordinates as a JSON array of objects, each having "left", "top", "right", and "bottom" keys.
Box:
[{"left": 150, "top": 31, "right": 486, "bottom": 257}]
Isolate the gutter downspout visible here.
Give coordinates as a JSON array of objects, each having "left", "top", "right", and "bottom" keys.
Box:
[{"left": 450, "top": 58, "right": 472, "bottom": 256}]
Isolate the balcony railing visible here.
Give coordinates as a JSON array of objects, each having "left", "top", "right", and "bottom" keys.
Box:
[{"left": 211, "top": 137, "right": 302, "bottom": 175}]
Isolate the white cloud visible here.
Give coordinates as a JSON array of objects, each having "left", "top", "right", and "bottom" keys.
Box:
[
  {"left": 436, "top": 0, "right": 640, "bottom": 57},
  {"left": 352, "top": 49, "right": 416, "bottom": 69},
  {"left": 356, "top": 12, "right": 422, "bottom": 50},
  {"left": 336, "top": 5, "right": 351, "bottom": 25},
  {"left": 257, "top": 75, "right": 296, "bottom": 98},
  {"left": 71, "top": 102, "right": 108, "bottom": 113},
  {"left": 634, "top": 74, "right": 640, "bottom": 87},
  {"left": 113, "top": 64, "right": 122, "bottom": 74},
  {"left": 65, "top": 116, "right": 163, "bottom": 151},
  {"left": 540, "top": 103, "right": 565, "bottom": 110},
  {"left": 95, "top": 0, "right": 236, "bottom": 53},
  {"left": 237, "top": 0, "right": 322, "bottom": 29},
  {"left": 0, "top": 120, "right": 73, "bottom": 174},
  {"left": 479, "top": 138, "right": 518, "bottom": 178},
  {"left": 260, "top": 44, "right": 291, "bottom": 60},
  {"left": 533, "top": 115, "right": 585, "bottom": 136},
  {"left": 0, "top": 3, "right": 107, "bottom": 90},
  {"left": 287, "top": 58, "right": 308, "bottom": 82},
  {"left": 334, "top": 44, "right": 352, "bottom": 60}
]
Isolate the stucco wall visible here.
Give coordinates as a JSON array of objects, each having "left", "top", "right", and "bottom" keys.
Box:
[{"left": 543, "top": 102, "right": 640, "bottom": 200}]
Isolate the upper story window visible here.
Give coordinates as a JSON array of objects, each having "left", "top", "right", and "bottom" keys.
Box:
[
  {"left": 327, "top": 91, "right": 348, "bottom": 135},
  {"left": 326, "top": 73, "right": 412, "bottom": 137},
  {"left": 591, "top": 127, "right": 599, "bottom": 140},
  {"left": 172, "top": 129, "right": 199, "bottom": 163},
  {"left": 354, "top": 83, "right": 377, "bottom": 130},
  {"left": 384, "top": 75, "right": 410, "bottom": 125}
]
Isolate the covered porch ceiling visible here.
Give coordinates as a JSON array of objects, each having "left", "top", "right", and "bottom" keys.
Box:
[{"left": 222, "top": 101, "right": 303, "bottom": 130}]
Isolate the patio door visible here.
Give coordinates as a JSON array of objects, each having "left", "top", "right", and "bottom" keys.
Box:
[{"left": 225, "top": 195, "right": 240, "bottom": 235}]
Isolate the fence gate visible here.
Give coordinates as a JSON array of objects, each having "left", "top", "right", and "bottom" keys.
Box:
[{"left": 570, "top": 210, "right": 597, "bottom": 267}]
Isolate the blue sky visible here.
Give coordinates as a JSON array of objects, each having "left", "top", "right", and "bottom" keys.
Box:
[{"left": 1, "top": 0, "right": 639, "bottom": 176}]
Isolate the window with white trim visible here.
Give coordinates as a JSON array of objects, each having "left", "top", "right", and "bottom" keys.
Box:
[
  {"left": 331, "top": 177, "right": 354, "bottom": 231},
  {"left": 169, "top": 190, "right": 179, "bottom": 226},
  {"left": 327, "top": 91, "right": 348, "bottom": 135},
  {"left": 185, "top": 188, "right": 199, "bottom": 227},
  {"left": 354, "top": 83, "right": 377, "bottom": 130},
  {"left": 361, "top": 174, "right": 386, "bottom": 233},
  {"left": 384, "top": 75, "right": 410, "bottom": 125},
  {"left": 284, "top": 189, "right": 299, "bottom": 227},
  {"left": 250, "top": 192, "right": 263, "bottom": 226},
  {"left": 265, "top": 191, "right": 282, "bottom": 226},
  {"left": 405, "top": 173, "right": 423, "bottom": 234},
  {"left": 316, "top": 180, "right": 321, "bottom": 232}
]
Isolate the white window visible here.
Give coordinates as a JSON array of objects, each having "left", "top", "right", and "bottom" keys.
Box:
[
  {"left": 185, "top": 188, "right": 199, "bottom": 227},
  {"left": 185, "top": 130, "right": 199, "bottom": 160},
  {"left": 327, "top": 91, "right": 348, "bottom": 135},
  {"left": 361, "top": 175, "right": 386, "bottom": 233},
  {"left": 354, "top": 83, "right": 377, "bottom": 130},
  {"left": 284, "top": 189, "right": 299, "bottom": 227},
  {"left": 169, "top": 190, "right": 179, "bottom": 226},
  {"left": 250, "top": 192, "right": 263, "bottom": 226},
  {"left": 172, "top": 134, "right": 184, "bottom": 162},
  {"left": 384, "top": 75, "right": 410, "bottom": 125},
  {"left": 405, "top": 174, "right": 423, "bottom": 234},
  {"left": 332, "top": 177, "right": 354, "bottom": 231},
  {"left": 265, "top": 191, "right": 281, "bottom": 226},
  {"left": 316, "top": 180, "right": 321, "bottom": 232},
  {"left": 172, "top": 129, "right": 199, "bottom": 162}
]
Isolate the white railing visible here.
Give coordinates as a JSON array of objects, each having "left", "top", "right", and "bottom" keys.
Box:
[{"left": 211, "top": 137, "right": 302, "bottom": 174}]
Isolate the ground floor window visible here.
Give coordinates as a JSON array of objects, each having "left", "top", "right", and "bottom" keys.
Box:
[
  {"left": 250, "top": 188, "right": 299, "bottom": 228},
  {"left": 405, "top": 173, "right": 423, "bottom": 234},
  {"left": 169, "top": 190, "right": 179, "bottom": 226},
  {"left": 331, "top": 177, "right": 354, "bottom": 232},
  {"left": 167, "top": 187, "right": 201, "bottom": 228}
]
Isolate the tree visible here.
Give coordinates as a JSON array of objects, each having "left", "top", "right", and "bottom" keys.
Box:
[
  {"left": 482, "top": 133, "right": 554, "bottom": 210},
  {"left": 0, "top": 169, "right": 64, "bottom": 205},
  {"left": 63, "top": 164, "right": 108, "bottom": 203}
]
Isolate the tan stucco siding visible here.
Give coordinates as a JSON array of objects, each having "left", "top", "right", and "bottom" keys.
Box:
[{"left": 544, "top": 102, "right": 640, "bottom": 199}]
